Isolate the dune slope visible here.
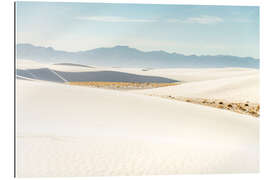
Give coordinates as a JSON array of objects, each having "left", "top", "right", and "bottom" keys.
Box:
[
  {"left": 16, "top": 79, "right": 259, "bottom": 177},
  {"left": 133, "top": 73, "right": 259, "bottom": 103}
]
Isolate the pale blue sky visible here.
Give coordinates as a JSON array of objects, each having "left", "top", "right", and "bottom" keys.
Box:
[{"left": 16, "top": 2, "right": 259, "bottom": 58}]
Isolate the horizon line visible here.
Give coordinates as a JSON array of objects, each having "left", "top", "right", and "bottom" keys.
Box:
[{"left": 16, "top": 43, "right": 260, "bottom": 60}]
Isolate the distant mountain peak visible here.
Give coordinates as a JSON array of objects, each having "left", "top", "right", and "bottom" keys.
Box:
[{"left": 16, "top": 43, "right": 259, "bottom": 69}]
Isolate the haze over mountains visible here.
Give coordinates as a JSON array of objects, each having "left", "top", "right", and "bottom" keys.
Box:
[{"left": 17, "top": 43, "right": 259, "bottom": 69}]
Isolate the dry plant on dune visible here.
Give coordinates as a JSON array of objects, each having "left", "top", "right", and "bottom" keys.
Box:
[{"left": 67, "top": 81, "right": 179, "bottom": 89}]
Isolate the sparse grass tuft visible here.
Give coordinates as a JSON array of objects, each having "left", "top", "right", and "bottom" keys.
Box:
[{"left": 161, "top": 95, "right": 260, "bottom": 118}]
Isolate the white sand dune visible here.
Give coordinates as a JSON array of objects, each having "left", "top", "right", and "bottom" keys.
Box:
[
  {"left": 17, "top": 59, "right": 258, "bottom": 82},
  {"left": 49, "top": 63, "right": 96, "bottom": 72},
  {"left": 16, "top": 60, "right": 179, "bottom": 83},
  {"left": 17, "top": 59, "right": 95, "bottom": 72},
  {"left": 50, "top": 66, "right": 258, "bottom": 82},
  {"left": 16, "top": 59, "right": 48, "bottom": 70},
  {"left": 106, "top": 67, "right": 259, "bottom": 82},
  {"left": 16, "top": 79, "right": 259, "bottom": 177},
  {"left": 132, "top": 73, "right": 259, "bottom": 103}
]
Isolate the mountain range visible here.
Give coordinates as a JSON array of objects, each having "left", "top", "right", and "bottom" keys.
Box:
[{"left": 16, "top": 43, "right": 259, "bottom": 68}]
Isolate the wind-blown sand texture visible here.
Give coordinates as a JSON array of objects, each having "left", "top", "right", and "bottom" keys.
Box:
[
  {"left": 16, "top": 80, "right": 258, "bottom": 177},
  {"left": 16, "top": 60, "right": 259, "bottom": 177},
  {"left": 132, "top": 74, "right": 259, "bottom": 103}
]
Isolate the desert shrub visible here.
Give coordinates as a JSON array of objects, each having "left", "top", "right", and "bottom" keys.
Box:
[{"left": 256, "top": 105, "right": 260, "bottom": 111}]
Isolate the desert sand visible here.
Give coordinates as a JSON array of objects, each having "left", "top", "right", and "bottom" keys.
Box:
[
  {"left": 16, "top": 60, "right": 259, "bottom": 177},
  {"left": 132, "top": 74, "right": 259, "bottom": 103}
]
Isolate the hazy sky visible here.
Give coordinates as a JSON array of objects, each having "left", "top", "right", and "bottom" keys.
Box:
[{"left": 16, "top": 2, "right": 259, "bottom": 58}]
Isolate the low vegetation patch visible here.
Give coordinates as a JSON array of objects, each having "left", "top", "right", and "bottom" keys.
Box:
[
  {"left": 159, "top": 95, "right": 260, "bottom": 118},
  {"left": 67, "top": 81, "right": 179, "bottom": 90}
]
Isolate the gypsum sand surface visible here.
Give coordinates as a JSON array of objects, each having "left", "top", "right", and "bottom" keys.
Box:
[
  {"left": 16, "top": 79, "right": 259, "bottom": 176},
  {"left": 66, "top": 81, "right": 259, "bottom": 117}
]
